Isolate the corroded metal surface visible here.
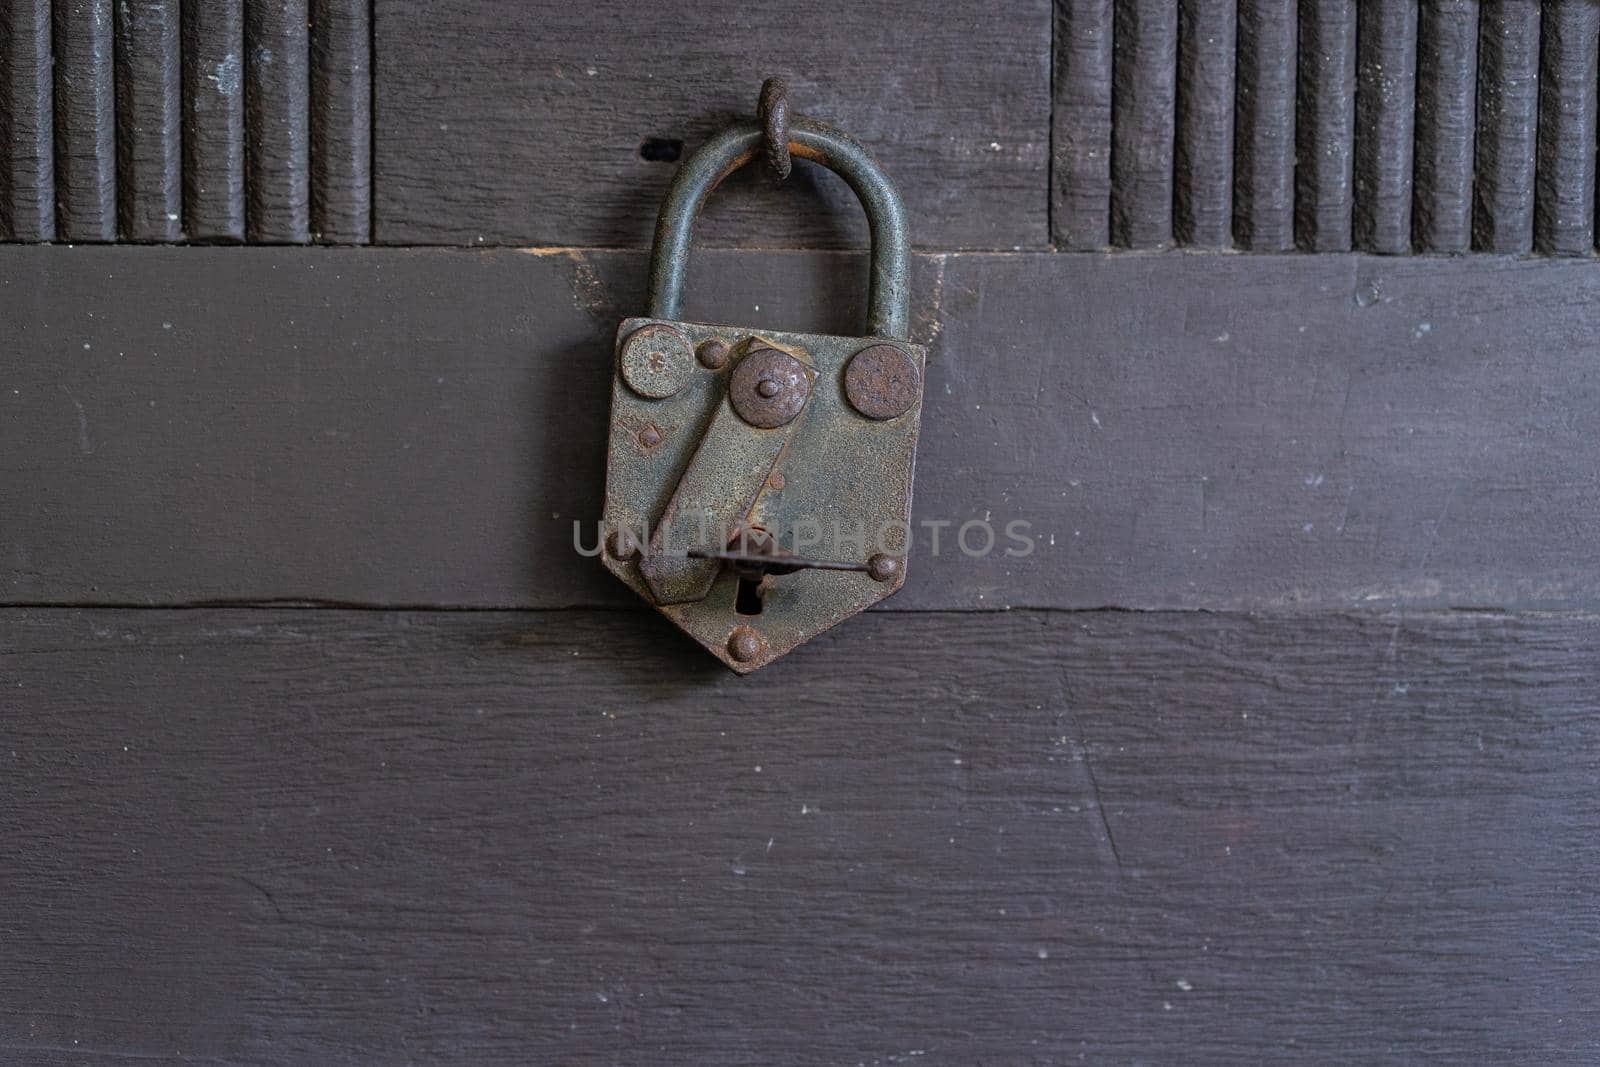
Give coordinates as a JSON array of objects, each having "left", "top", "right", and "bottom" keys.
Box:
[
  {"left": 603, "top": 80, "right": 922, "bottom": 673},
  {"left": 602, "top": 319, "right": 925, "bottom": 673}
]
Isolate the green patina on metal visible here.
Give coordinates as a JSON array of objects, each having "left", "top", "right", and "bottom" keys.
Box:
[{"left": 601, "top": 81, "right": 923, "bottom": 674}]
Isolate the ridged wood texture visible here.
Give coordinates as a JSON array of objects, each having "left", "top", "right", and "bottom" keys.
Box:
[
  {"left": 3, "top": 0, "right": 371, "bottom": 242},
  {"left": 1054, "top": 0, "right": 1600, "bottom": 254}
]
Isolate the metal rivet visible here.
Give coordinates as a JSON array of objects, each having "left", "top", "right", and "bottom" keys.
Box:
[
  {"left": 728, "top": 626, "right": 766, "bottom": 663},
  {"left": 697, "top": 339, "right": 731, "bottom": 369},
  {"left": 620, "top": 323, "right": 694, "bottom": 399},
  {"left": 638, "top": 424, "right": 664, "bottom": 449},
  {"left": 844, "top": 343, "right": 921, "bottom": 420},
  {"left": 606, "top": 528, "right": 640, "bottom": 560},
  {"left": 730, "top": 347, "right": 810, "bottom": 428},
  {"left": 867, "top": 553, "right": 901, "bottom": 582}
]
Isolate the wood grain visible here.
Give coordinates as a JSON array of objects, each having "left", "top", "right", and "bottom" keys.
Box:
[
  {"left": 52, "top": 0, "right": 117, "bottom": 241},
  {"left": 0, "top": 0, "right": 55, "bottom": 241},
  {"left": 1413, "top": 0, "right": 1477, "bottom": 253},
  {"left": 1111, "top": 0, "right": 1177, "bottom": 248},
  {"left": 1232, "top": 0, "right": 1296, "bottom": 251},
  {"left": 372, "top": 0, "right": 1052, "bottom": 250},
  {"left": 114, "top": 0, "right": 182, "bottom": 241},
  {"left": 246, "top": 0, "right": 310, "bottom": 243},
  {"left": 1474, "top": 0, "right": 1539, "bottom": 254},
  {"left": 1, "top": 606, "right": 1596, "bottom": 1064},
  {"left": 4, "top": 246, "right": 1600, "bottom": 613},
  {"left": 310, "top": 0, "right": 371, "bottom": 243},
  {"left": 1052, "top": 0, "right": 1114, "bottom": 249},
  {"left": 1535, "top": 1, "right": 1599, "bottom": 256},
  {"left": 1353, "top": 0, "right": 1418, "bottom": 254},
  {"left": 181, "top": 0, "right": 245, "bottom": 242},
  {"left": 1296, "top": 0, "right": 1356, "bottom": 251},
  {"left": 1173, "top": 0, "right": 1236, "bottom": 248}
]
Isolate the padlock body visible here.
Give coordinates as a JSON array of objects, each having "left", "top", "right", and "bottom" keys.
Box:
[{"left": 601, "top": 317, "right": 925, "bottom": 672}]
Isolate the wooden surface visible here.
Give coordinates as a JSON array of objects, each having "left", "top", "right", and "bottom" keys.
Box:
[
  {"left": 0, "top": 0, "right": 55, "bottom": 240},
  {"left": 2, "top": 606, "right": 1596, "bottom": 1064},
  {"left": 372, "top": 0, "right": 1052, "bottom": 250},
  {"left": 52, "top": 0, "right": 117, "bottom": 241},
  {"left": 5, "top": 246, "right": 1600, "bottom": 613},
  {"left": 181, "top": 0, "right": 246, "bottom": 241},
  {"left": 114, "top": 0, "right": 183, "bottom": 242}
]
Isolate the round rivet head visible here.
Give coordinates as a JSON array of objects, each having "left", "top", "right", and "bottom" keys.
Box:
[
  {"left": 867, "top": 553, "right": 901, "bottom": 582},
  {"left": 620, "top": 324, "right": 694, "bottom": 399},
  {"left": 844, "top": 343, "right": 921, "bottom": 420},
  {"left": 606, "top": 527, "right": 640, "bottom": 561},
  {"left": 728, "top": 626, "right": 766, "bottom": 663},
  {"left": 697, "top": 338, "right": 731, "bottom": 370},
  {"left": 730, "top": 347, "right": 811, "bottom": 428}
]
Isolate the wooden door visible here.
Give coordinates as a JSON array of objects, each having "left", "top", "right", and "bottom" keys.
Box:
[{"left": 2, "top": 2, "right": 1596, "bottom": 1063}]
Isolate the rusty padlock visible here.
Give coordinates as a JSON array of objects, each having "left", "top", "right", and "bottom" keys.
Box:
[{"left": 600, "top": 79, "right": 925, "bottom": 673}]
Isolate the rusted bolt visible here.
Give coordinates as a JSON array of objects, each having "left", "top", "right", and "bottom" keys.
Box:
[
  {"left": 606, "top": 527, "right": 640, "bottom": 560},
  {"left": 727, "top": 626, "right": 766, "bottom": 663},
  {"left": 620, "top": 323, "right": 694, "bottom": 399},
  {"left": 767, "top": 471, "right": 785, "bottom": 491},
  {"left": 730, "top": 347, "right": 810, "bottom": 428},
  {"left": 698, "top": 338, "right": 731, "bottom": 369},
  {"left": 638, "top": 424, "right": 664, "bottom": 449},
  {"left": 844, "top": 343, "right": 921, "bottom": 420},
  {"left": 867, "top": 553, "right": 901, "bottom": 582}
]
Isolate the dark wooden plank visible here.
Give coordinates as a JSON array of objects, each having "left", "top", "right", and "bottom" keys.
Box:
[
  {"left": 309, "top": 0, "right": 371, "bottom": 243},
  {"left": 1353, "top": 0, "right": 1418, "bottom": 254},
  {"left": 1052, "top": 0, "right": 1114, "bottom": 249},
  {"left": 5, "top": 247, "right": 1600, "bottom": 612},
  {"left": 1232, "top": 0, "right": 1296, "bottom": 251},
  {"left": 114, "top": 0, "right": 182, "bottom": 242},
  {"left": 245, "top": 0, "right": 310, "bottom": 243},
  {"left": 1111, "top": 0, "right": 1178, "bottom": 248},
  {"left": 1535, "top": 1, "right": 1599, "bottom": 256},
  {"left": 181, "top": 0, "right": 245, "bottom": 242},
  {"left": 1296, "top": 0, "right": 1356, "bottom": 251},
  {"left": 373, "top": 0, "right": 1052, "bottom": 250},
  {"left": 0, "top": 0, "right": 55, "bottom": 241},
  {"left": 1413, "top": 0, "right": 1478, "bottom": 253},
  {"left": 1173, "top": 0, "right": 1236, "bottom": 248},
  {"left": 1474, "top": 0, "right": 1539, "bottom": 253},
  {"left": 1, "top": 606, "right": 1596, "bottom": 1064},
  {"left": 52, "top": 0, "right": 116, "bottom": 242}
]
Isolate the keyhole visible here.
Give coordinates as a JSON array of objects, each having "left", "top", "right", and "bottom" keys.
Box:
[{"left": 736, "top": 575, "right": 765, "bottom": 616}]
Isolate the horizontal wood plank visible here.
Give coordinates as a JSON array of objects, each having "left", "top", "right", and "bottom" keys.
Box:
[
  {"left": 3, "top": 247, "right": 1599, "bottom": 612},
  {"left": 0, "top": 606, "right": 1595, "bottom": 1064},
  {"left": 371, "top": 0, "right": 1052, "bottom": 249}
]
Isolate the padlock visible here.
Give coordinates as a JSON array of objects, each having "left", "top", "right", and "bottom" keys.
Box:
[{"left": 600, "top": 79, "right": 925, "bottom": 674}]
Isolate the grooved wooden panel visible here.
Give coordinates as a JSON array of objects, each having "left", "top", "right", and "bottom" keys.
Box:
[
  {"left": 1535, "top": 1, "right": 1599, "bottom": 256},
  {"left": 1474, "top": 0, "right": 1540, "bottom": 253},
  {"left": 1232, "top": 0, "right": 1296, "bottom": 251},
  {"left": 245, "top": 0, "right": 310, "bottom": 243},
  {"left": 372, "top": 0, "right": 1052, "bottom": 249},
  {"left": 1052, "top": 0, "right": 1114, "bottom": 249},
  {"left": 114, "top": 0, "right": 182, "bottom": 241},
  {"left": 181, "top": 0, "right": 245, "bottom": 241},
  {"left": 5, "top": 247, "right": 1600, "bottom": 613},
  {"left": 1353, "top": 0, "right": 1418, "bottom": 254},
  {"left": 1111, "top": 0, "right": 1177, "bottom": 248},
  {"left": 309, "top": 0, "right": 371, "bottom": 243},
  {"left": 0, "top": 0, "right": 55, "bottom": 240},
  {"left": 1413, "top": 0, "right": 1477, "bottom": 253},
  {"left": 1, "top": 607, "right": 1596, "bottom": 1064},
  {"left": 1295, "top": 0, "right": 1356, "bottom": 251},
  {"left": 52, "top": 0, "right": 117, "bottom": 241},
  {"left": 1174, "top": 0, "right": 1236, "bottom": 248}
]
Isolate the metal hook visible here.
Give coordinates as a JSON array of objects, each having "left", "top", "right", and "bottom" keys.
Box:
[{"left": 759, "top": 77, "right": 792, "bottom": 180}]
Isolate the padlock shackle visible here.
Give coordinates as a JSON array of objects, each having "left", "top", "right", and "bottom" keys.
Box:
[{"left": 647, "top": 116, "right": 911, "bottom": 341}]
